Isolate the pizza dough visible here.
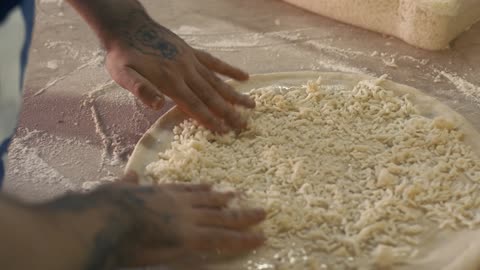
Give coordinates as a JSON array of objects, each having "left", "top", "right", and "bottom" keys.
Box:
[
  {"left": 282, "top": 0, "right": 480, "bottom": 50},
  {"left": 126, "top": 72, "right": 480, "bottom": 269}
]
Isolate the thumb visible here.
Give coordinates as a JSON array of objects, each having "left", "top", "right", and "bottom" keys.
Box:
[{"left": 109, "top": 65, "right": 165, "bottom": 110}]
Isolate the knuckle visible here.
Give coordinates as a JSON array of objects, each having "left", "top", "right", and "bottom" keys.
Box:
[
  {"left": 222, "top": 83, "right": 235, "bottom": 94},
  {"left": 222, "top": 84, "right": 244, "bottom": 101},
  {"left": 211, "top": 74, "right": 222, "bottom": 84},
  {"left": 229, "top": 211, "right": 241, "bottom": 222},
  {"left": 219, "top": 103, "right": 232, "bottom": 118},
  {"left": 131, "top": 81, "right": 147, "bottom": 96},
  {"left": 213, "top": 194, "right": 228, "bottom": 205},
  {"left": 205, "top": 115, "right": 219, "bottom": 127},
  {"left": 217, "top": 83, "right": 232, "bottom": 96},
  {"left": 211, "top": 195, "right": 222, "bottom": 205},
  {"left": 162, "top": 68, "right": 177, "bottom": 79},
  {"left": 210, "top": 55, "right": 222, "bottom": 65},
  {"left": 216, "top": 64, "right": 229, "bottom": 72},
  {"left": 183, "top": 186, "right": 194, "bottom": 192},
  {"left": 216, "top": 212, "right": 228, "bottom": 224},
  {"left": 193, "top": 85, "right": 209, "bottom": 100},
  {"left": 226, "top": 109, "right": 241, "bottom": 124},
  {"left": 188, "top": 98, "right": 203, "bottom": 108},
  {"left": 201, "top": 193, "right": 213, "bottom": 204}
]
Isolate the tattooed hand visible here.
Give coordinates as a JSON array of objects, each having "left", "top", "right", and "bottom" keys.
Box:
[
  {"left": 68, "top": 0, "right": 255, "bottom": 132},
  {"left": 101, "top": 6, "right": 254, "bottom": 133},
  {"left": 42, "top": 173, "right": 265, "bottom": 270}
]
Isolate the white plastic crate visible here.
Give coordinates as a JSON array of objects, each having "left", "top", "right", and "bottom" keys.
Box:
[{"left": 283, "top": 0, "right": 480, "bottom": 50}]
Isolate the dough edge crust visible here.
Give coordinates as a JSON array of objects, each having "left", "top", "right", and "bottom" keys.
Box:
[{"left": 125, "top": 71, "right": 480, "bottom": 270}]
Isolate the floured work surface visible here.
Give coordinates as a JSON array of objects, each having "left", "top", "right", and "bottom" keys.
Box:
[
  {"left": 283, "top": 0, "right": 480, "bottom": 50},
  {"left": 129, "top": 71, "right": 480, "bottom": 269}
]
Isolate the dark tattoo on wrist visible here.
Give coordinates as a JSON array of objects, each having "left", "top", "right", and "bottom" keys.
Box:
[
  {"left": 116, "top": 8, "right": 178, "bottom": 60},
  {"left": 86, "top": 213, "right": 129, "bottom": 270},
  {"left": 132, "top": 25, "right": 178, "bottom": 59},
  {"left": 43, "top": 185, "right": 180, "bottom": 269}
]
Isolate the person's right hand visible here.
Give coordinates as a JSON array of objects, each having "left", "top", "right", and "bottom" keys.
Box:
[
  {"left": 43, "top": 173, "right": 266, "bottom": 269},
  {"left": 101, "top": 4, "right": 255, "bottom": 133}
]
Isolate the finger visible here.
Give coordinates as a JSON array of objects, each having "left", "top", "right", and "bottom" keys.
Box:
[
  {"left": 110, "top": 66, "right": 165, "bottom": 110},
  {"left": 187, "top": 73, "right": 247, "bottom": 130},
  {"left": 197, "top": 66, "right": 255, "bottom": 108},
  {"left": 162, "top": 183, "right": 212, "bottom": 192},
  {"left": 186, "top": 191, "right": 235, "bottom": 208},
  {"left": 188, "top": 228, "right": 265, "bottom": 252},
  {"left": 120, "top": 171, "right": 140, "bottom": 185},
  {"left": 194, "top": 209, "right": 266, "bottom": 230},
  {"left": 171, "top": 81, "right": 228, "bottom": 133},
  {"left": 194, "top": 50, "right": 249, "bottom": 81}
]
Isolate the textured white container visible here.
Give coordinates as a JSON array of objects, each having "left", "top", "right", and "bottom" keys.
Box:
[{"left": 283, "top": 0, "right": 480, "bottom": 50}]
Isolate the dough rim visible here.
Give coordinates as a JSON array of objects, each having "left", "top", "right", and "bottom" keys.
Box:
[{"left": 125, "top": 71, "right": 480, "bottom": 269}]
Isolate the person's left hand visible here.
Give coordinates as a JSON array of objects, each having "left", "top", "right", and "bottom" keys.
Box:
[
  {"left": 105, "top": 7, "right": 255, "bottom": 133},
  {"left": 38, "top": 172, "right": 266, "bottom": 270}
]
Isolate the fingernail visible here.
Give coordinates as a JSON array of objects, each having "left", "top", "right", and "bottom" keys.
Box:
[
  {"left": 245, "top": 96, "right": 256, "bottom": 108},
  {"left": 224, "top": 191, "right": 236, "bottom": 197},
  {"left": 254, "top": 209, "right": 267, "bottom": 218},
  {"left": 123, "top": 171, "right": 139, "bottom": 184},
  {"left": 239, "top": 119, "right": 248, "bottom": 128},
  {"left": 152, "top": 96, "right": 164, "bottom": 110},
  {"left": 239, "top": 71, "right": 250, "bottom": 81},
  {"left": 218, "top": 122, "right": 229, "bottom": 134},
  {"left": 196, "top": 183, "right": 212, "bottom": 190},
  {"left": 232, "top": 122, "right": 247, "bottom": 134},
  {"left": 254, "top": 232, "right": 266, "bottom": 241}
]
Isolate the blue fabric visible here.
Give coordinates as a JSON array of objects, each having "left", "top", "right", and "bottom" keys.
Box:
[
  {"left": 0, "top": 0, "right": 35, "bottom": 187},
  {"left": 20, "top": 0, "right": 34, "bottom": 86},
  {"left": 0, "top": 138, "right": 13, "bottom": 185}
]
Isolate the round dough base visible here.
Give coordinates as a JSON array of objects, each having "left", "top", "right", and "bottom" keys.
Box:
[{"left": 126, "top": 72, "right": 480, "bottom": 270}]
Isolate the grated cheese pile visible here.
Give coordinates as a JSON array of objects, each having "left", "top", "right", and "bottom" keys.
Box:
[{"left": 146, "top": 76, "right": 480, "bottom": 269}]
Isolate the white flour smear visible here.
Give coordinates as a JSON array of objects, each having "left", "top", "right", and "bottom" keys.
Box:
[
  {"left": 174, "top": 25, "right": 204, "bottom": 35},
  {"left": 315, "top": 58, "right": 370, "bottom": 74},
  {"left": 183, "top": 26, "right": 480, "bottom": 106},
  {"left": 81, "top": 173, "right": 119, "bottom": 192},
  {"left": 6, "top": 129, "right": 74, "bottom": 189},
  {"left": 84, "top": 80, "right": 116, "bottom": 104},
  {"left": 439, "top": 71, "right": 480, "bottom": 104},
  {"left": 198, "top": 39, "right": 261, "bottom": 48},
  {"left": 83, "top": 81, "right": 135, "bottom": 170},
  {"left": 187, "top": 29, "right": 310, "bottom": 49},
  {"left": 34, "top": 49, "right": 105, "bottom": 96},
  {"left": 90, "top": 104, "right": 111, "bottom": 171},
  {"left": 306, "top": 40, "right": 363, "bottom": 58}
]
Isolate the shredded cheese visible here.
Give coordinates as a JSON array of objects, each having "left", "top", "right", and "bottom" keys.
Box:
[{"left": 146, "top": 76, "right": 480, "bottom": 269}]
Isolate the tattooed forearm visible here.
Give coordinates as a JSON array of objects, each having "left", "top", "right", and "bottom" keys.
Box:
[
  {"left": 67, "top": 0, "right": 179, "bottom": 60},
  {"left": 85, "top": 213, "right": 129, "bottom": 270},
  {"left": 116, "top": 8, "right": 179, "bottom": 60},
  {"left": 43, "top": 187, "right": 145, "bottom": 212},
  {"left": 130, "top": 25, "right": 178, "bottom": 59},
  {"left": 42, "top": 185, "right": 180, "bottom": 269}
]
